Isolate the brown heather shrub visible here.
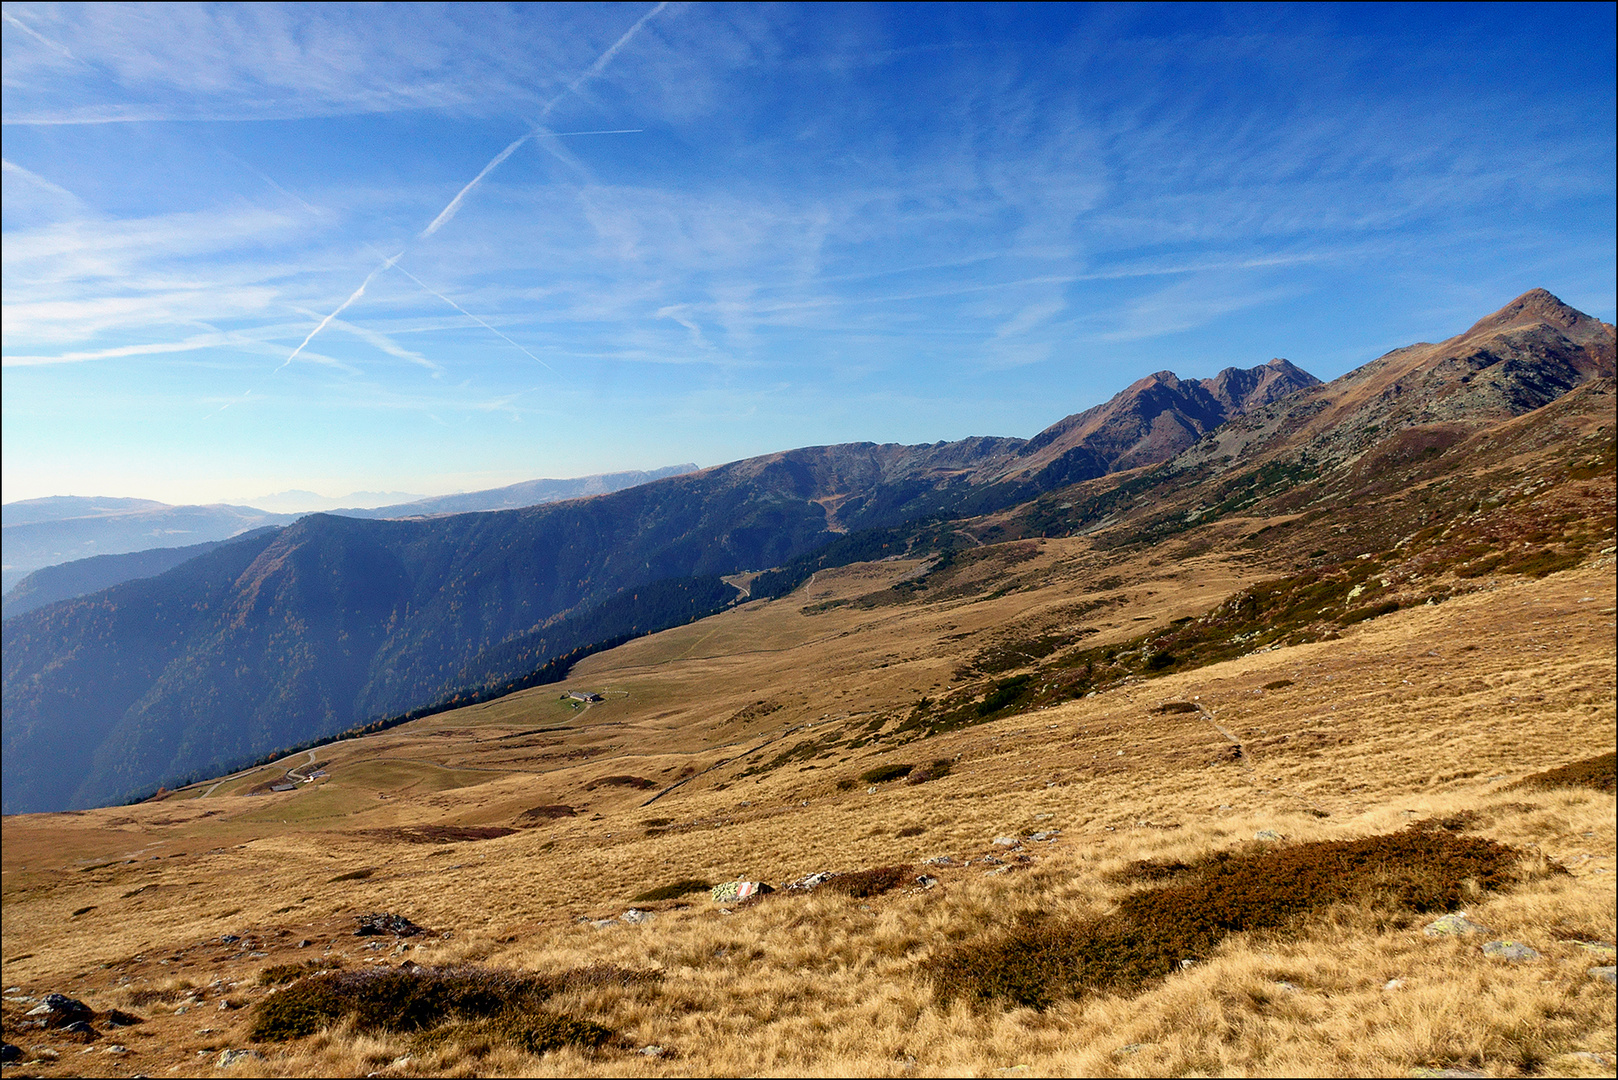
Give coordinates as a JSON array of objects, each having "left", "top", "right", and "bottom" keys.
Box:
[
  {"left": 1511, "top": 751, "right": 1616, "bottom": 795},
  {"left": 906, "top": 759, "right": 954, "bottom": 785},
  {"left": 519, "top": 804, "right": 577, "bottom": 821},
  {"left": 585, "top": 775, "right": 656, "bottom": 790},
  {"left": 412, "top": 1012, "right": 615, "bottom": 1056},
  {"left": 1104, "top": 857, "right": 1195, "bottom": 886},
  {"left": 927, "top": 830, "right": 1525, "bottom": 1011},
  {"left": 126, "top": 986, "right": 188, "bottom": 1007},
  {"left": 1150, "top": 702, "right": 1200, "bottom": 715},
  {"left": 631, "top": 879, "right": 712, "bottom": 902},
  {"left": 250, "top": 963, "right": 654, "bottom": 1046},
  {"left": 859, "top": 763, "right": 914, "bottom": 784},
  {"left": 355, "top": 825, "right": 518, "bottom": 843},
  {"left": 826, "top": 865, "right": 912, "bottom": 898},
  {"left": 1407, "top": 810, "right": 1483, "bottom": 833},
  {"left": 1262, "top": 679, "right": 1294, "bottom": 690},
  {"left": 258, "top": 959, "right": 340, "bottom": 986}
]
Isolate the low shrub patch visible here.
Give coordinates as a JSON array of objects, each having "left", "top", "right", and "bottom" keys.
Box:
[
  {"left": 631, "top": 879, "right": 713, "bottom": 902},
  {"left": 1341, "top": 600, "right": 1400, "bottom": 625},
  {"left": 927, "top": 829, "right": 1525, "bottom": 1011},
  {"left": 257, "top": 960, "right": 339, "bottom": 986},
  {"left": 354, "top": 825, "right": 518, "bottom": 844},
  {"left": 328, "top": 868, "right": 373, "bottom": 882},
  {"left": 1150, "top": 702, "right": 1199, "bottom": 715},
  {"left": 126, "top": 987, "right": 188, "bottom": 1007},
  {"left": 585, "top": 775, "right": 656, "bottom": 790},
  {"left": 906, "top": 759, "right": 954, "bottom": 784},
  {"left": 1104, "top": 857, "right": 1195, "bottom": 886},
  {"left": 826, "top": 865, "right": 912, "bottom": 898},
  {"left": 1262, "top": 679, "right": 1293, "bottom": 690},
  {"left": 859, "top": 763, "right": 914, "bottom": 784},
  {"left": 251, "top": 963, "right": 649, "bottom": 1044},
  {"left": 977, "top": 675, "right": 1033, "bottom": 716},
  {"left": 1512, "top": 751, "right": 1616, "bottom": 795},
  {"left": 519, "top": 805, "right": 576, "bottom": 822}
]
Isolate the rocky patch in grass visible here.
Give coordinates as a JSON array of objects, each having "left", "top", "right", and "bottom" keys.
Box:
[
  {"left": 926, "top": 829, "right": 1530, "bottom": 1011},
  {"left": 355, "top": 912, "right": 424, "bottom": 937}
]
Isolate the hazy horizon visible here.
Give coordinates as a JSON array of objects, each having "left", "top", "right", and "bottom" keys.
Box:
[{"left": 4, "top": 3, "right": 1614, "bottom": 506}]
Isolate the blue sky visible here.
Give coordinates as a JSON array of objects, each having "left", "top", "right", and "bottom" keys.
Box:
[{"left": 3, "top": 2, "right": 1613, "bottom": 506}]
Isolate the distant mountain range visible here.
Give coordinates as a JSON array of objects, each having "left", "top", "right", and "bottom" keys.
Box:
[
  {"left": 247, "top": 490, "right": 423, "bottom": 514},
  {"left": 4, "top": 291, "right": 1610, "bottom": 814},
  {"left": 1, "top": 501, "right": 297, "bottom": 594},
  {"left": 0, "top": 530, "right": 278, "bottom": 621},
  {"left": 0, "top": 465, "right": 701, "bottom": 599},
  {"left": 334, "top": 464, "right": 700, "bottom": 519}
]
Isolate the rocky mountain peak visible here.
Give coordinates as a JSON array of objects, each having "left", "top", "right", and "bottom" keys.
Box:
[
  {"left": 1462, "top": 288, "right": 1601, "bottom": 340},
  {"left": 1202, "top": 356, "right": 1321, "bottom": 414}
]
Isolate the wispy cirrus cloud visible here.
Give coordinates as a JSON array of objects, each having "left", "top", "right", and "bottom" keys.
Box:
[
  {"left": 3, "top": 4, "right": 1611, "bottom": 505},
  {"left": 1, "top": 4, "right": 632, "bottom": 125}
]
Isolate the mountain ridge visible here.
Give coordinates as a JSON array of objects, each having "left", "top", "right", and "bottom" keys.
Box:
[{"left": 4, "top": 292, "right": 1608, "bottom": 814}]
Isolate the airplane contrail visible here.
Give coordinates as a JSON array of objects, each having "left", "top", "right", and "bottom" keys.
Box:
[
  {"left": 274, "top": 3, "right": 667, "bottom": 370},
  {"left": 419, "top": 133, "right": 531, "bottom": 239},
  {"left": 279, "top": 250, "right": 402, "bottom": 371},
  {"left": 387, "top": 259, "right": 558, "bottom": 374},
  {"left": 420, "top": 2, "right": 667, "bottom": 239}
]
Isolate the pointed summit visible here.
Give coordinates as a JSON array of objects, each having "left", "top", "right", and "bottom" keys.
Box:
[
  {"left": 1202, "top": 357, "right": 1320, "bottom": 414},
  {"left": 1462, "top": 288, "right": 1603, "bottom": 340}
]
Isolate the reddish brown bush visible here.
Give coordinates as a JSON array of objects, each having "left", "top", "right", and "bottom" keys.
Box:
[
  {"left": 1511, "top": 752, "right": 1615, "bottom": 795},
  {"left": 826, "top": 865, "right": 912, "bottom": 898},
  {"left": 927, "top": 830, "right": 1523, "bottom": 1011}
]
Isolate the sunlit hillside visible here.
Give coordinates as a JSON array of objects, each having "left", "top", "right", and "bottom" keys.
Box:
[{"left": 3, "top": 367, "right": 1613, "bottom": 1076}]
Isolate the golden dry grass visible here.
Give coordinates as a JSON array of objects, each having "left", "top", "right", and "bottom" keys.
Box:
[{"left": 3, "top": 492, "right": 1614, "bottom": 1076}]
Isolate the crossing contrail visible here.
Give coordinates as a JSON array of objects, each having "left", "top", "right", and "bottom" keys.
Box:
[
  {"left": 419, "top": 2, "right": 667, "bottom": 239},
  {"left": 278, "top": 250, "right": 402, "bottom": 371},
  {"left": 275, "top": 4, "right": 667, "bottom": 372}
]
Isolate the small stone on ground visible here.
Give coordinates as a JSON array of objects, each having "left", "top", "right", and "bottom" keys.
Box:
[
  {"left": 1423, "top": 913, "right": 1489, "bottom": 937},
  {"left": 1482, "top": 940, "right": 1540, "bottom": 961}
]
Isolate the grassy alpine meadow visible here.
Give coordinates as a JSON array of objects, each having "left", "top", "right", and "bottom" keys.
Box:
[{"left": 3, "top": 547, "right": 1613, "bottom": 1076}]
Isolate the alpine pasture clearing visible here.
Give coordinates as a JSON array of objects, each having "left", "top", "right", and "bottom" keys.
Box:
[{"left": 2, "top": 555, "right": 1613, "bottom": 1077}]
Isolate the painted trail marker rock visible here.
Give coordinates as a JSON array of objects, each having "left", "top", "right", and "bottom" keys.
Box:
[{"left": 710, "top": 880, "right": 772, "bottom": 903}]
